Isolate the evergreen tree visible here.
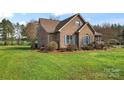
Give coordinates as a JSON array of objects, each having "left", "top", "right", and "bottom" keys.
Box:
[
  {"left": 122, "top": 29, "right": 124, "bottom": 45},
  {"left": 1, "top": 19, "right": 14, "bottom": 45}
]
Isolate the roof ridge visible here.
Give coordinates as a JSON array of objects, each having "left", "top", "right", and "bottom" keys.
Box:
[
  {"left": 39, "top": 18, "right": 60, "bottom": 22},
  {"left": 61, "top": 13, "right": 78, "bottom": 22}
]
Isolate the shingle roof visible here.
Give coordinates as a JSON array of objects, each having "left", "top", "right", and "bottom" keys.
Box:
[
  {"left": 86, "top": 22, "right": 96, "bottom": 34},
  {"left": 55, "top": 14, "right": 77, "bottom": 32},
  {"left": 39, "top": 18, "right": 60, "bottom": 33},
  {"left": 39, "top": 14, "right": 77, "bottom": 33},
  {"left": 95, "top": 31, "right": 102, "bottom": 36},
  {"left": 39, "top": 14, "right": 96, "bottom": 34}
]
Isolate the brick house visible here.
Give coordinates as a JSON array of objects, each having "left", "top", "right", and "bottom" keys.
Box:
[{"left": 37, "top": 13, "right": 102, "bottom": 49}]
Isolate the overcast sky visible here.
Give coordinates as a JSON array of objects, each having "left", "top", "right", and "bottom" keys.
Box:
[{"left": 0, "top": 13, "right": 124, "bottom": 25}]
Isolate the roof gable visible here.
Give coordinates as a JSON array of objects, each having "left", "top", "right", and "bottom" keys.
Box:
[
  {"left": 87, "top": 23, "right": 95, "bottom": 34},
  {"left": 55, "top": 14, "right": 76, "bottom": 32},
  {"left": 57, "top": 13, "right": 86, "bottom": 32},
  {"left": 78, "top": 22, "right": 95, "bottom": 34}
]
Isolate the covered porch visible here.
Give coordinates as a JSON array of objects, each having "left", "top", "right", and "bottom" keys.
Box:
[{"left": 95, "top": 32, "right": 103, "bottom": 44}]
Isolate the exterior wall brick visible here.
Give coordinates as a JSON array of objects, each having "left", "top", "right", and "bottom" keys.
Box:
[
  {"left": 78, "top": 24, "right": 94, "bottom": 49},
  {"left": 37, "top": 26, "right": 48, "bottom": 48},
  {"left": 49, "top": 34, "right": 55, "bottom": 42},
  {"left": 59, "top": 16, "right": 85, "bottom": 48}
]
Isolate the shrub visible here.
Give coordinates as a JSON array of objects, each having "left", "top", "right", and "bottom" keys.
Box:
[
  {"left": 40, "top": 45, "right": 45, "bottom": 51},
  {"left": 82, "top": 43, "right": 94, "bottom": 50},
  {"left": 66, "top": 44, "right": 75, "bottom": 51},
  {"left": 46, "top": 41, "right": 58, "bottom": 51},
  {"left": 95, "top": 43, "right": 105, "bottom": 49},
  {"left": 107, "top": 39, "right": 120, "bottom": 45}
]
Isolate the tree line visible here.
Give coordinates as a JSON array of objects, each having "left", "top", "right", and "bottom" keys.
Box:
[
  {"left": 94, "top": 23, "right": 124, "bottom": 45},
  {"left": 0, "top": 19, "right": 38, "bottom": 48},
  {"left": 0, "top": 19, "right": 26, "bottom": 45}
]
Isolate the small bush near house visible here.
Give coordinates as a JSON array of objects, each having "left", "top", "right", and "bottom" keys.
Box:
[
  {"left": 82, "top": 43, "right": 94, "bottom": 50},
  {"left": 46, "top": 41, "right": 58, "bottom": 51},
  {"left": 40, "top": 45, "right": 45, "bottom": 51},
  {"left": 66, "top": 44, "right": 75, "bottom": 51},
  {"left": 95, "top": 43, "right": 105, "bottom": 50}
]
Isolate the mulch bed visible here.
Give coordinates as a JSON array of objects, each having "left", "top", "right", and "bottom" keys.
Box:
[{"left": 36, "top": 48, "right": 111, "bottom": 54}]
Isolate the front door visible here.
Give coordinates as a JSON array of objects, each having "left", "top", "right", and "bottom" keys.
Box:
[
  {"left": 72, "top": 34, "right": 78, "bottom": 48},
  {"left": 72, "top": 35, "right": 76, "bottom": 45}
]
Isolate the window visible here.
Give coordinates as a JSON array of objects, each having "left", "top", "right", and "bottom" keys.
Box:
[
  {"left": 67, "top": 35, "right": 70, "bottom": 44},
  {"left": 64, "top": 35, "right": 73, "bottom": 45},
  {"left": 75, "top": 21, "right": 81, "bottom": 26},
  {"left": 83, "top": 35, "right": 91, "bottom": 46}
]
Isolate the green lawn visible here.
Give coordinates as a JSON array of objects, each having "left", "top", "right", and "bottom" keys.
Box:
[{"left": 0, "top": 46, "right": 124, "bottom": 80}]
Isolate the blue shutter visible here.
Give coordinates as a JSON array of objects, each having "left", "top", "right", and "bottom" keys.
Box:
[
  {"left": 88, "top": 36, "right": 90, "bottom": 44},
  {"left": 72, "top": 35, "right": 75, "bottom": 45},
  {"left": 83, "top": 36, "right": 87, "bottom": 46},
  {"left": 64, "top": 35, "right": 67, "bottom": 45}
]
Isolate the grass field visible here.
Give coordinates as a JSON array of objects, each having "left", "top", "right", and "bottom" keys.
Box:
[{"left": 0, "top": 46, "right": 124, "bottom": 80}]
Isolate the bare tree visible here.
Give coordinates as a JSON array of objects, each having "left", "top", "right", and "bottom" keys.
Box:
[
  {"left": 94, "top": 23, "right": 124, "bottom": 44},
  {"left": 49, "top": 15, "right": 60, "bottom": 20},
  {"left": 15, "top": 23, "right": 22, "bottom": 45},
  {"left": 25, "top": 22, "right": 38, "bottom": 49},
  {"left": 122, "top": 29, "right": 124, "bottom": 45}
]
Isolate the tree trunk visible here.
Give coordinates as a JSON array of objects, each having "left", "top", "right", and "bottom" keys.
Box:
[
  {"left": 11, "top": 39, "right": 13, "bottom": 45},
  {"left": 4, "top": 40, "right": 7, "bottom": 45},
  {"left": 11, "top": 34, "right": 13, "bottom": 45},
  {"left": 17, "top": 39, "right": 20, "bottom": 45},
  {"left": 4, "top": 35, "right": 7, "bottom": 45},
  {"left": 31, "top": 40, "right": 35, "bottom": 49}
]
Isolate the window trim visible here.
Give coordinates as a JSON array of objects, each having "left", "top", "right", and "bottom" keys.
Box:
[
  {"left": 75, "top": 20, "right": 81, "bottom": 26},
  {"left": 82, "top": 35, "right": 91, "bottom": 46},
  {"left": 64, "top": 35, "right": 73, "bottom": 45}
]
